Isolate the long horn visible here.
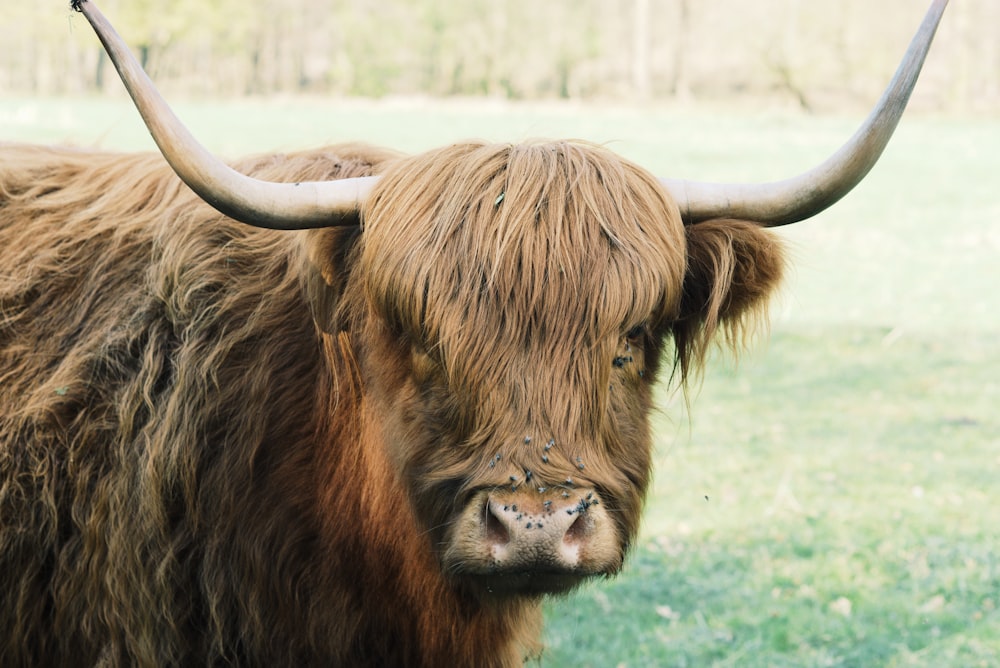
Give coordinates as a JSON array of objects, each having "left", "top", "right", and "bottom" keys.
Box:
[
  {"left": 72, "top": 0, "right": 376, "bottom": 230},
  {"left": 663, "top": 0, "right": 948, "bottom": 227}
]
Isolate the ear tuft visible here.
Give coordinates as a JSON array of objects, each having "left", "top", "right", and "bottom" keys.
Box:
[
  {"left": 671, "top": 219, "right": 785, "bottom": 380},
  {"left": 299, "top": 227, "right": 362, "bottom": 333}
]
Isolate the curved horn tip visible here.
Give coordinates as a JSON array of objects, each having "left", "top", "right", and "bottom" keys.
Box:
[{"left": 661, "top": 0, "right": 949, "bottom": 227}]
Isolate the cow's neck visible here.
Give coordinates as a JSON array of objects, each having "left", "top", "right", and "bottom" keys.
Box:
[{"left": 309, "top": 331, "right": 543, "bottom": 666}]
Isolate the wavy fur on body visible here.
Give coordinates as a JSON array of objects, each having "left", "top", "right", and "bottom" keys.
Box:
[{"left": 0, "top": 140, "right": 783, "bottom": 666}]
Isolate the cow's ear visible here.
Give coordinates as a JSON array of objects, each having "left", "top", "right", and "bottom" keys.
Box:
[
  {"left": 671, "top": 219, "right": 785, "bottom": 378},
  {"left": 299, "top": 226, "right": 362, "bottom": 333}
]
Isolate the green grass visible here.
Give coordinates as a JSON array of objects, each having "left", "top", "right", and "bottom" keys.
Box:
[
  {"left": 5, "top": 97, "right": 999, "bottom": 666},
  {"left": 542, "top": 328, "right": 999, "bottom": 667}
]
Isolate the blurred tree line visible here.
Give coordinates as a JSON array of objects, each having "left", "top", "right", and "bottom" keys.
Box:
[{"left": 3, "top": 0, "right": 998, "bottom": 111}]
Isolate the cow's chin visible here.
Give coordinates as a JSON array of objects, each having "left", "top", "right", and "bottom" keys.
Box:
[{"left": 455, "top": 571, "right": 593, "bottom": 599}]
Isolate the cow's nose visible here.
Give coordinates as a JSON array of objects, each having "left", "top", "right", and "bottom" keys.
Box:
[{"left": 476, "top": 489, "right": 618, "bottom": 572}]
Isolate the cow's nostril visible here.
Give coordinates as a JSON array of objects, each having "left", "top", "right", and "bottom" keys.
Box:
[
  {"left": 484, "top": 502, "right": 510, "bottom": 546},
  {"left": 564, "top": 513, "right": 590, "bottom": 545}
]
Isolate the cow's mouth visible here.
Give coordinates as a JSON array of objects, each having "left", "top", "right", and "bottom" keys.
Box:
[{"left": 457, "top": 570, "right": 591, "bottom": 598}]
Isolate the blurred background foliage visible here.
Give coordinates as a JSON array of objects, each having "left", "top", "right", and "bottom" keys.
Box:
[{"left": 4, "top": 0, "right": 998, "bottom": 112}]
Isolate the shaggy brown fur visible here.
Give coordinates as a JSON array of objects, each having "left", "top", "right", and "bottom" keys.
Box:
[{"left": 0, "top": 140, "right": 783, "bottom": 666}]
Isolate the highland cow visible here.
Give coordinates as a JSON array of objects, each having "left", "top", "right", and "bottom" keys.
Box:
[{"left": 0, "top": 1, "right": 947, "bottom": 666}]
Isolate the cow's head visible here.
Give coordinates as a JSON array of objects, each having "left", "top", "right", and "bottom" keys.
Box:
[
  {"left": 73, "top": 0, "right": 947, "bottom": 597},
  {"left": 342, "top": 140, "right": 783, "bottom": 595}
]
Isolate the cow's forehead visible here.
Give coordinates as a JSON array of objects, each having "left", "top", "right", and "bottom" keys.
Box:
[{"left": 360, "top": 141, "right": 686, "bottom": 353}]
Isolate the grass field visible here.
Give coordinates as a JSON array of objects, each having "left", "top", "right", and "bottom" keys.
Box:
[{"left": 4, "top": 97, "right": 999, "bottom": 666}]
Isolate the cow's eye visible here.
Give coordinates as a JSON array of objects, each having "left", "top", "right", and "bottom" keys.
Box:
[{"left": 625, "top": 324, "right": 646, "bottom": 340}]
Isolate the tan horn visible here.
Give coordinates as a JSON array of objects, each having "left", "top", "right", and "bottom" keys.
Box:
[
  {"left": 74, "top": 0, "right": 376, "bottom": 230},
  {"left": 662, "top": 0, "right": 948, "bottom": 227}
]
